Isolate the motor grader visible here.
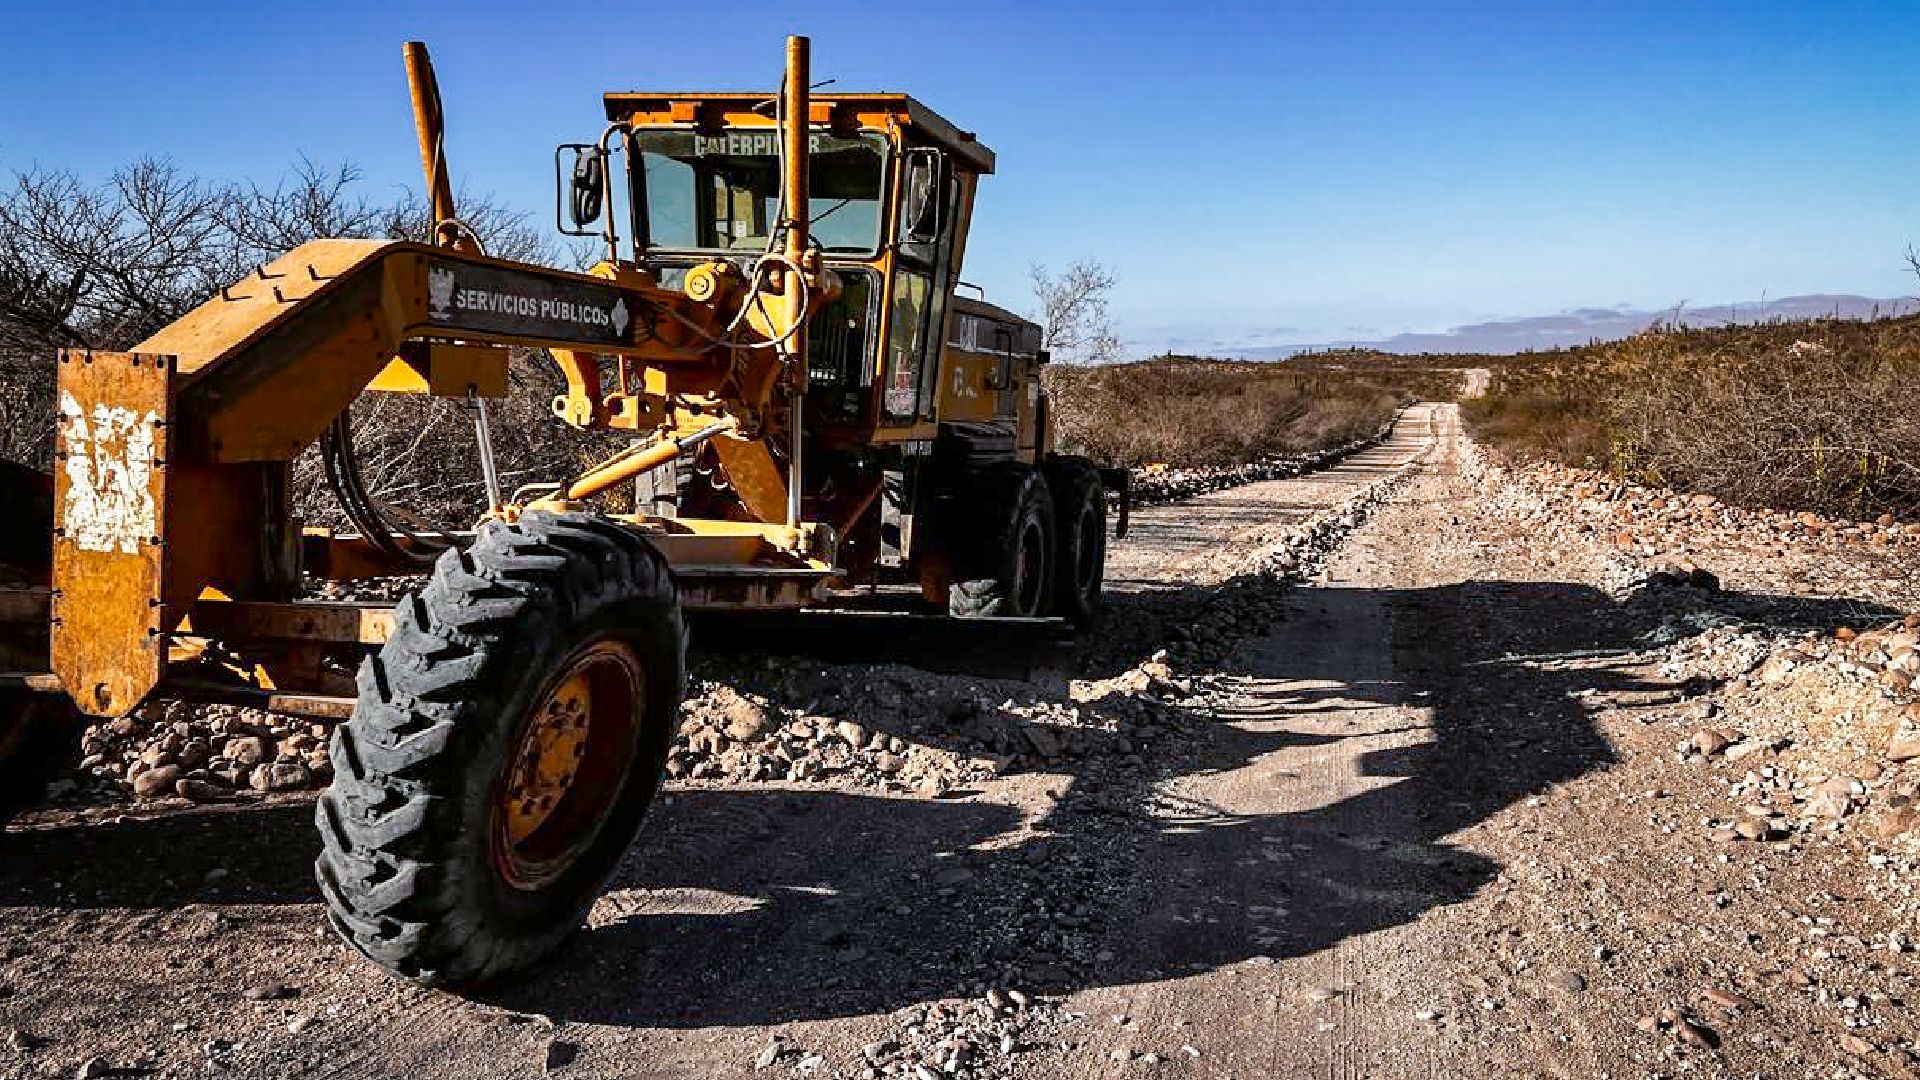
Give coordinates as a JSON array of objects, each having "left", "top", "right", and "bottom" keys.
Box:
[{"left": 0, "top": 37, "right": 1122, "bottom": 984}]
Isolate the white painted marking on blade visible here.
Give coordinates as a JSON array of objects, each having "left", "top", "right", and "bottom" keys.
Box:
[{"left": 58, "top": 390, "right": 157, "bottom": 555}]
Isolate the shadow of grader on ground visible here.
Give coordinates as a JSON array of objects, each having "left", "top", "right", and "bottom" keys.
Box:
[{"left": 0, "top": 576, "right": 1893, "bottom": 1031}]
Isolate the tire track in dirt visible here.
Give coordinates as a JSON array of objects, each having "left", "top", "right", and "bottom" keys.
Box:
[{"left": 1051, "top": 405, "right": 1447, "bottom": 1080}]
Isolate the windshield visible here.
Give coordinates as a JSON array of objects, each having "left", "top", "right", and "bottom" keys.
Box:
[{"left": 636, "top": 129, "right": 888, "bottom": 254}]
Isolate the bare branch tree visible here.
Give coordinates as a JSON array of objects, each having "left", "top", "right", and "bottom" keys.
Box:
[
  {"left": 1032, "top": 260, "right": 1122, "bottom": 364},
  {"left": 0, "top": 155, "right": 557, "bottom": 478}
]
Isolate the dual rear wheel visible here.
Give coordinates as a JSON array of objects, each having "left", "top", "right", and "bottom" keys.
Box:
[{"left": 945, "top": 457, "right": 1107, "bottom": 623}]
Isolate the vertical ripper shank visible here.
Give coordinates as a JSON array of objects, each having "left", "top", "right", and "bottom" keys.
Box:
[{"left": 782, "top": 35, "right": 810, "bottom": 530}]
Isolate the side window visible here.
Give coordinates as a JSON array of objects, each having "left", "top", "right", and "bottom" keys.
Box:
[{"left": 882, "top": 270, "right": 931, "bottom": 420}]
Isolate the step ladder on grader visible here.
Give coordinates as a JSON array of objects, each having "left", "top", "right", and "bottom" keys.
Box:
[{"left": 0, "top": 38, "right": 1125, "bottom": 984}]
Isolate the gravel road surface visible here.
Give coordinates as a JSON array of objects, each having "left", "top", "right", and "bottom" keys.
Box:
[{"left": 5, "top": 403, "right": 1918, "bottom": 1079}]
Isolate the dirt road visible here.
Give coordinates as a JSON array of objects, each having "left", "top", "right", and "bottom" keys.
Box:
[{"left": 4, "top": 404, "right": 1916, "bottom": 1079}]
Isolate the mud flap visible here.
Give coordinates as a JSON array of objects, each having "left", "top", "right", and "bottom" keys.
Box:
[{"left": 50, "top": 351, "right": 172, "bottom": 717}]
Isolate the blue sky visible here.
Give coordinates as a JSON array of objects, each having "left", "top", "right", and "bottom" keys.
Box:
[{"left": 3, "top": 1, "right": 1917, "bottom": 354}]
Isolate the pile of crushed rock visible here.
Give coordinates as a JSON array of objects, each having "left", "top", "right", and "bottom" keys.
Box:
[
  {"left": 69, "top": 700, "right": 330, "bottom": 805},
  {"left": 667, "top": 659, "right": 1188, "bottom": 795},
  {"left": 1124, "top": 417, "right": 1400, "bottom": 506}
]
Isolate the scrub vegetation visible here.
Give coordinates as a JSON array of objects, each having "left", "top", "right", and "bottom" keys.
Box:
[
  {"left": 1457, "top": 314, "right": 1920, "bottom": 520},
  {"left": 1046, "top": 354, "right": 1455, "bottom": 467}
]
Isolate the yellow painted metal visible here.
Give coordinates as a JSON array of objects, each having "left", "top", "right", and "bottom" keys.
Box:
[
  {"left": 555, "top": 416, "right": 736, "bottom": 502},
  {"left": 935, "top": 348, "right": 1003, "bottom": 423},
  {"left": 368, "top": 342, "right": 509, "bottom": 397},
  {"left": 404, "top": 41, "right": 474, "bottom": 253},
  {"left": 710, "top": 434, "right": 789, "bottom": 525},
  {"left": 50, "top": 351, "right": 173, "bottom": 716}
]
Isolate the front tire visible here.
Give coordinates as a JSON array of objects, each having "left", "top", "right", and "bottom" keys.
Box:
[{"left": 315, "top": 511, "right": 685, "bottom": 986}]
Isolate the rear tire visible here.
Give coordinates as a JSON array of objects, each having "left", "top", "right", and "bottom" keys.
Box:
[
  {"left": 949, "top": 467, "right": 1055, "bottom": 619},
  {"left": 0, "top": 692, "right": 80, "bottom": 826},
  {"left": 1044, "top": 457, "right": 1107, "bottom": 625},
  {"left": 315, "top": 510, "right": 685, "bottom": 986}
]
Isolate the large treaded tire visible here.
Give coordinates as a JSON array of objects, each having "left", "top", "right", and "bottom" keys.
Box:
[
  {"left": 949, "top": 466, "right": 1055, "bottom": 619},
  {"left": 1044, "top": 456, "right": 1106, "bottom": 626},
  {"left": 0, "top": 692, "right": 80, "bottom": 827},
  {"left": 314, "top": 510, "right": 685, "bottom": 986}
]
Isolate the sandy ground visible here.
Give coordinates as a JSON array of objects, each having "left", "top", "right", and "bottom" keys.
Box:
[{"left": 4, "top": 404, "right": 1916, "bottom": 1079}]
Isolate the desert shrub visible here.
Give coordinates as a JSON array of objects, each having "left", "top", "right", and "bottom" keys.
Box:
[
  {"left": 1046, "top": 355, "right": 1445, "bottom": 467},
  {"left": 1462, "top": 316, "right": 1920, "bottom": 519}
]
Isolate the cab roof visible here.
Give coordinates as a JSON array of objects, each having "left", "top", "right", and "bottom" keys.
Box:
[{"left": 602, "top": 92, "right": 995, "bottom": 174}]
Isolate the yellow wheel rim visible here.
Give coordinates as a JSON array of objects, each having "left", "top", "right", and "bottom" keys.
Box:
[{"left": 492, "top": 637, "right": 646, "bottom": 891}]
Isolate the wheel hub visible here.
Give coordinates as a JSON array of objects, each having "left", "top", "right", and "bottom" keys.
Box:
[
  {"left": 492, "top": 638, "right": 646, "bottom": 891},
  {"left": 504, "top": 671, "right": 596, "bottom": 846}
]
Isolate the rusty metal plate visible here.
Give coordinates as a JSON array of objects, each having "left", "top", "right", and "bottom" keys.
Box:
[{"left": 51, "top": 351, "right": 172, "bottom": 716}]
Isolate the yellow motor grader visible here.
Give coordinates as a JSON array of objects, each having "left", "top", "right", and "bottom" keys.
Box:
[{"left": 0, "top": 38, "right": 1122, "bottom": 984}]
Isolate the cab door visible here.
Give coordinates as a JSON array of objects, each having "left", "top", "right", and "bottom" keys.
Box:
[{"left": 877, "top": 146, "right": 956, "bottom": 427}]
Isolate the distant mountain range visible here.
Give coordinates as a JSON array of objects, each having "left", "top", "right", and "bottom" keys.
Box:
[{"left": 1181, "top": 294, "right": 1919, "bottom": 360}]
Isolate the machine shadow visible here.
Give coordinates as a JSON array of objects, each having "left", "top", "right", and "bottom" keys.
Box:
[
  {"left": 0, "top": 574, "right": 1893, "bottom": 1029},
  {"left": 0, "top": 801, "right": 320, "bottom": 907},
  {"left": 497, "top": 577, "right": 1893, "bottom": 1029}
]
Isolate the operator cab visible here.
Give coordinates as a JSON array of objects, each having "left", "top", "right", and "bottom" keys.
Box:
[{"left": 574, "top": 93, "right": 1010, "bottom": 445}]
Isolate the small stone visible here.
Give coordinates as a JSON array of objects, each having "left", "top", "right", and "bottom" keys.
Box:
[
  {"left": 1547, "top": 970, "right": 1586, "bottom": 992},
  {"left": 1734, "top": 818, "right": 1768, "bottom": 841},
  {"left": 1886, "top": 736, "right": 1920, "bottom": 763},
  {"left": 1692, "top": 730, "right": 1732, "bottom": 757},
  {"left": 1302, "top": 986, "right": 1340, "bottom": 1003},
  {"left": 176, "top": 777, "right": 232, "bottom": 802},
  {"left": 251, "top": 761, "right": 313, "bottom": 792},
  {"left": 1842, "top": 1034, "right": 1877, "bottom": 1057},
  {"left": 1805, "top": 784, "right": 1853, "bottom": 820},
  {"left": 243, "top": 985, "right": 294, "bottom": 1001},
  {"left": 721, "top": 697, "right": 772, "bottom": 742},
  {"left": 131, "top": 764, "right": 183, "bottom": 798},
  {"left": 544, "top": 1039, "right": 580, "bottom": 1071},
  {"left": 1700, "top": 988, "right": 1756, "bottom": 1012},
  {"left": 224, "top": 736, "right": 270, "bottom": 767},
  {"left": 286, "top": 1015, "right": 314, "bottom": 1034},
  {"left": 754, "top": 1042, "right": 783, "bottom": 1070},
  {"left": 1876, "top": 806, "right": 1919, "bottom": 839},
  {"left": 76, "top": 1058, "right": 112, "bottom": 1080},
  {"left": 1673, "top": 1018, "right": 1718, "bottom": 1049}
]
